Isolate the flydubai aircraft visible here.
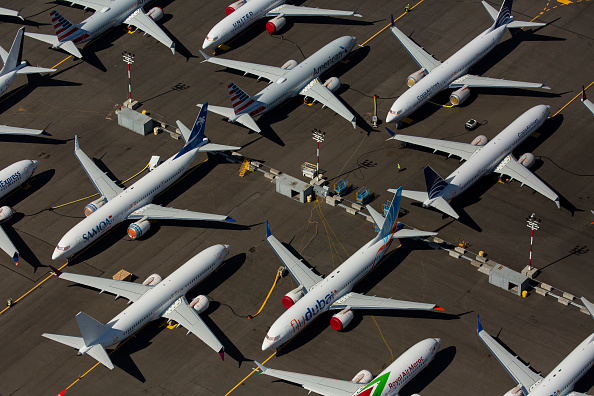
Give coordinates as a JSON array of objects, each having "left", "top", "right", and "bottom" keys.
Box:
[
  {"left": 0, "top": 159, "right": 39, "bottom": 264},
  {"left": 477, "top": 297, "right": 594, "bottom": 396},
  {"left": 0, "top": 28, "right": 56, "bottom": 135},
  {"left": 25, "top": 0, "right": 175, "bottom": 59},
  {"left": 386, "top": 0, "right": 549, "bottom": 125},
  {"left": 198, "top": 36, "right": 357, "bottom": 133},
  {"left": 256, "top": 338, "right": 441, "bottom": 395},
  {"left": 203, "top": 0, "right": 360, "bottom": 51},
  {"left": 582, "top": 86, "right": 594, "bottom": 116},
  {"left": 262, "top": 187, "right": 443, "bottom": 351},
  {"left": 0, "top": 8, "right": 23, "bottom": 20},
  {"left": 386, "top": 105, "right": 559, "bottom": 219},
  {"left": 45, "top": 244, "right": 231, "bottom": 368},
  {"left": 52, "top": 105, "right": 241, "bottom": 261}
]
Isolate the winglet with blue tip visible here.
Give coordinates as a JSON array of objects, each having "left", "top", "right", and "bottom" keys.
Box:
[
  {"left": 390, "top": 14, "right": 395, "bottom": 27},
  {"left": 385, "top": 127, "right": 396, "bottom": 138},
  {"left": 12, "top": 252, "right": 18, "bottom": 266},
  {"left": 266, "top": 220, "right": 271, "bottom": 238},
  {"left": 225, "top": 217, "right": 236, "bottom": 223},
  {"left": 477, "top": 314, "right": 483, "bottom": 333}
]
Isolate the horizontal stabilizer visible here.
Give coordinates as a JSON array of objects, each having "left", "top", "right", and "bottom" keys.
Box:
[
  {"left": 366, "top": 204, "right": 385, "bottom": 230},
  {"left": 16, "top": 66, "right": 56, "bottom": 75},
  {"left": 506, "top": 21, "right": 546, "bottom": 29},
  {"left": 430, "top": 196, "right": 460, "bottom": 219},
  {"left": 235, "top": 113, "right": 261, "bottom": 133},
  {"left": 388, "top": 188, "right": 428, "bottom": 203},
  {"left": 481, "top": 0, "right": 499, "bottom": 21},
  {"left": 76, "top": 311, "right": 106, "bottom": 346},
  {"left": 198, "top": 143, "right": 242, "bottom": 153},
  {"left": 392, "top": 229, "right": 437, "bottom": 239},
  {"left": 42, "top": 333, "right": 85, "bottom": 350},
  {"left": 175, "top": 120, "right": 191, "bottom": 143},
  {"left": 198, "top": 104, "right": 261, "bottom": 133},
  {"left": 582, "top": 297, "right": 594, "bottom": 321},
  {"left": 87, "top": 343, "right": 114, "bottom": 370},
  {"left": 57, "top": 40, "right": 83, "bottom": 59},
  {"left": 23, "top": 32, "right": 58, "bottom": 46}
]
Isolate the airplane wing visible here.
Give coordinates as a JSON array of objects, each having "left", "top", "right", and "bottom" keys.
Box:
[
  {"left": 74, "top": 136, "right": 124, "bottom": 201},
  {"left": 0, "top": 125, "right": 44, "bottom": 135},
  {"left": 127, "top": 203, "right": 233, "bottom": 222},
  {"left": 199, "top": 50, "right": 287, "bottom": 82},
  {"left": 387, "top": 132, "right": 478, "bottom": 161},
  {"left": 266, "top": 4, "right": 361, "bottom": 18},
  {"left": 449, "top": 75, "right": 549, "bottom": 90},
  {"left": 0, "top": 225, "right": 19, "bottom": 264},
  {"left": 299, "top": 78, "right": 356, "bottom": 128},
  {"left": 62, "top": 0, "right": 111, "bottom": 11},
  {"left": 583, "top": 98, "right": 594, "bottom": 116},
  {"left": 124, "top": 8, "right": 175, "bottom": 54},
  {"left": 0, "top": 7, "right": 23, "bottom": 20},
  {"left": 161, "top": 296, "right": 224, "bottom": 357},
  {"left": 477, "top": 315, "right": 543, "bottom": 394},
  {"left": 255, "top": 362, "right": 362, "bottom": 396},
  {"left": 49, "top": 266, "right": 150, "bottom": 302},
  {"left": 330, "top": 292, "right": 442, "bottom": 311},
  {"left": 390, "top": 25, "right": 441, "bottom": 72},
  {"left": 496, "top": 155, "right": 560, "bottom": 208},
  {"left": 266, "top": 221, "right": 322, "bottom": 292}
]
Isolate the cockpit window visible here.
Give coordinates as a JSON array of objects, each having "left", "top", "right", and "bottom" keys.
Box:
[
  {"left": 56, "top": 245, "right": 70, "bottom": 252},
  {"left": 265, "top": 334, "right": 280, "bottom": 341}
]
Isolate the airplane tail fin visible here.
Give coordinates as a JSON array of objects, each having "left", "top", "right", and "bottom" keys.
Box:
[
  {"left": 424, "top": 166, "right": 447, "bottom": 199},
  {"left": 0, "top": 27, "right": 24, "bottom": 75},
  {"left": 484, "top": 0, "right": 545, "bottom": 29},
  {"left": 372, "top": 186, "right": 403, "bottom": 242},
  {"left": 173, "top": 104, "right": 209, "bottom": 159},
  {"left": 75, "top": 311, "right": 106, "bottom": 346},
  {"left": 228, "top": 82, "right": 255, "bottom": 115},
  {"left": 493, "top": 0, "right": 513, "bottom": 28},
  {"left": 51, "top": 10, "right": 79, "bottom": 43}
]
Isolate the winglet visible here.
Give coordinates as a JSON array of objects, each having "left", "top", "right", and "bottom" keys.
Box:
[
  {"left": 49, "top": 265, "right": 62, "bottom": 277},
  {"left": 433, "top": 305, "right": 445, "bottom": 312},
  {"left": 74, "top": 135, "right": 79, "bottom": 151},
  {"left": 385, "top": 127, "right": 396, "bottom": 138},
  {"left": 477, "top": 314, "right": 483, "bottom": 333},
  {"left": 390, "top": 14, "right": 395, "bottom": 27},
  {"left": 225, "top": 217, "right": 236, "bottom": 223},
  {"left": 199, "top": 50, "right": 211, "bottom": 62},
  {"left": 12, "top": 252, "right": 18, "bottom": 266},
  {"left": 255, "top": 361, "right": 268, "bottom": 374},
  {"left": 266, "top": 220, "right": 271, "bottom": 237},
  {"left": 218, "top": 348, "right": 225, "bottom": 361}
]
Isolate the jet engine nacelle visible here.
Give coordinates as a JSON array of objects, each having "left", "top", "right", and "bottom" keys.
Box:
[
  {"left": 190, "top": 295, "right": 210, "bottom": 314},
  {"left": 471, "top": 135, "right": 488, "bottom": 146},
  {"left": 84, "top": 197, "right": 106, "bottom": 217},
  {"left": 330, "top": 308, "right": 353, "bottom": 331},
  {"left": 282, "top": 286, "right": 304, "bottom": 309},
  {"left": 281, "top": 59, "right": 298, "bottom": 70},
  {"left": 518, "top": 153, "right": 535, "bottom": 169},
  {"left": 226, "top": 0, "right": 245, "bottom": 15},
  {"left": 147, "top": 7, "right": 163, "bottom": 21},
  {"left": 504, "top": 385, "right": 524, "bottom": 396},
  {"left": 266, "top": 16, "right": 286, "bottom": 34},
  {"left": 323, "top": 77, "right": 341, "bottom": 93},
  {"left": 350, "top": 369, "right": 372, "bottom": 384},
  {"left": 450, "top": 87, "right": 470, "bottom": 106},
  {"left": 128, "top": 219, "right": 150, "bottom": 240},
  {"left": 0, "top": 206, "right": 13, "bottom": 224},
  {"left": 407, "top": 68, "right": 428, "bottom": 87},
  {"left": 142, "top": 273, "right": 162, "bottom": 286}
]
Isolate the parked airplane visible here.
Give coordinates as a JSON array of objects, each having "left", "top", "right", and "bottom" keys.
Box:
[
  {"left": 0, "top": 7, "right": 23, "bottom": 20},
  {"left": 203, "top": 0, "right": 360, "bottom": 51},
  {"left": 0, "top": 28, "right": 56, "bottom": 135},
  {"left": 477, "top": 297, "right": 594, "bottom": 396},
  {"left": 52, "top": 105, "right": 241, "bottom": 261},
  {"left": 386, "top": 0, "right": 549, "bottom": 125},
  {"left": 256, "top": 337, "right": 441, "bottom": 395},
  {"left": 262, "top": 187, "right": 442, "bottom": 351},
  {"left": 582, "top": 86, "right": 594, "bottom": 116},
  {"left": 198, "top": 36, "right": 357, "bottom": 133},
  {"left": 45, "top": 244, "right": 231, "bottom": 368},
  {"left": 0, "top": 159, "right": 39, "bottom": 264},
  {"left": 25, "top": 0, "right": 175, "bottom": 59},
  {"left": 386, "top": 105, "right": 559, "bottom": 219}
]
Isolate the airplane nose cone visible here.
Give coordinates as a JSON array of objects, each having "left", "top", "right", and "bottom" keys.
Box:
[
  {"left": 433, "top": 338, "right": 441, "bottom": 347},
  {"left": 262, "top": 338, "right": 273, "bottom": 351},
  {"left": 51, "top": 248, "right": 61, "bottom": 261},
  {"left": 202, "top": 39, "right": 212, "bottom": 50},
  {"left": 386, "top": 113, "right": 395, "bottom": 123},
  {"left": 32, "top": 160, "right": 39, "bottom": 168}
]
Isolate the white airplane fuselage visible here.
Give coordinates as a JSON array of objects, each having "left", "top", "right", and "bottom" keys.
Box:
[
  {"left": 52, "top": 143, "right": 203, "bottom": 261},
  {"left": 0, "top": 61, "right": 35, "bottom": 96},
  {"left": 387, "top": 24, "right": 506, "bottom": 123},
  {"left": 76, "top": 244, "right": 229, "bottom": 355},
  {"left": 424, "top": 104, "right": 549, "bottom": 208},
  {"left": 262, "top": 233, "right": 395, "bottom": 351},
  {"left": 203, "top": 0, "right": 284, "bottom": 49},
  {"left": 229, "top": 35, "right": 356, "bottom": 120},
  {"left": 0, "top": 160, "right": 39, "bottom": 200},
  {"left": 527, "top": 333, "right": 594, "bottom": 396}
]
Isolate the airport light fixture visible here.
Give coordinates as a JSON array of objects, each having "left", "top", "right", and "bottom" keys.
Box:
[
  {"left": 312, "top": 129, "right": 325, "bottom": 178},
  {"left": 526, "top": 213, "right": 541, "bottom": 271},
  {"left": 122, "top": 51, "right": 135, "bottom": 101}
]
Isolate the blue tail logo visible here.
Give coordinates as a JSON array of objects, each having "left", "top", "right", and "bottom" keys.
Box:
[
  {"left": 494, "top": 0, "right": 513, "bottom": 28},
  {"left": 424, "top": 166, "right": 447, "bottom": 199},
  {"left": 377, "top": 186, "right": 403, "bottom": 241},
  {"left": 173, "top": 104, "right": 208, "bottom": 160}
]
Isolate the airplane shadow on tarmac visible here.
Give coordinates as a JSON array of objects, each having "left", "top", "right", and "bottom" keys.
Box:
[{"left": 108, "top": 253, "right": 248, "bottom": 379}]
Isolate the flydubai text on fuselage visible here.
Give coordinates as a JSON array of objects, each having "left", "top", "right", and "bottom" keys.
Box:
[
  {"left": 387, "top": 20, "right": 506, "bottom": 123},
  {"left": 425, "top": 104, "right": 549, "bottom": 206},
  {"left": 0, "top": 160, "right": 38, "bottom": 198},
  {"left": 262, "top": 231, "right": 395, "bottom": 351},
  {"left": 53, "top": 142, "right": 200, "bottom": 260},
  {"left": 234, "top": 36, "right": 356, "bottom": 119},
  {"left": 203, "top": 0, "right": 283, "bottom": 49}
]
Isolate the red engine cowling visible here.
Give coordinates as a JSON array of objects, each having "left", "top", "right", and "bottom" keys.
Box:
[
  {"left": 147, "top": 7, "right": 163, "bottom": 21},
  {"left": 281, "top": 59, "right": 298, "bottom": 70},
  {"left": 142, "top": 273, "right": 162, "bottom": 286},
  {"left": 84, "top": 197, "right": 106, "bottom": 217},
  {"left": 518, "top": 153, "right": 535, "bottom": 168},
  {"left": 128, "top": 220, "right": 150, "bottom": 240},
  {"left": 0, "top": 206, "right": 13, "bottom": 224},
  {"left": 471, "top": 135, "right": 488, "bottom": 146},
  {"left": 190, "top": 295, "right": 210, "bottom": 314},
  {"left": 282, "top": 287, "right": 304, "bottom": 309},
  {"left": 330, "top": 308, "right": 353, "bottom": 331},
  {"left": 266, "top": 16, "right": 286, "bottom": 34},
  {"left": 226, "top": 0, "right": 245, "bottom": 15},
  {"left": 407, "top": 68, "right": 427, "bottom": 87},
  {"left": 450, "top": 86, "right": 470, "bottom": 106},
  {"left": 504, "top": 385, "right": 524, "bottom": 396},
  {"left": 323, "top": 77, "right": 341, "bottom": 93},
  {"left": 350, "top": 369, "right": 372, "bottom": 384}
]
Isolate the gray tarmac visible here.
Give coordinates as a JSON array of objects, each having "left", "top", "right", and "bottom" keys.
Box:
[{"left": 0, "top": 0, "right": 592, "bottom": 395}]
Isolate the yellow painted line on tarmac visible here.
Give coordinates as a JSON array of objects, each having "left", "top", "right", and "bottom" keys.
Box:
[
  {"left": 552, "top": 80, "right": 594, "bottom": 118},
  {"left": 224, "top": 351, "right": 277, "bottom": 396},
  {"left": 371, "top": 315, "right": 394, "bottom": 363},
  {"left": 359, "top": 0, "right": 425, "bottom": 47},
  {"left": 51, "top": 55, "right": 73, "bottom": 70}
]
